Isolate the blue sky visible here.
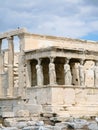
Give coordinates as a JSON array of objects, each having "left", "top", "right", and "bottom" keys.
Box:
[{"left": 0, "top": 0, "right": 98, "bottom": 41}]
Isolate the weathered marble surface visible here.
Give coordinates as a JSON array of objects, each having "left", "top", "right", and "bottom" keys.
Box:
[{"left": 1, "top": 117, "right": 98, "bottom": 130}]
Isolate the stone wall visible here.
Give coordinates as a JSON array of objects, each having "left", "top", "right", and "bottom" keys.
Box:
[
  {"left": 26, "top": 86, "right": 98, "bottom": 117},
  {"left": 0, "top": 28, "right": 98, "bottom": 120},
  {"left": 3, "top": 51, "right": 19, "bottom": 96},
  {"left": 1, "top": 43, "right": 97, "bottom": 118},
  {"left": 13, "top": 49, "right": 98, "bottom": 117}
]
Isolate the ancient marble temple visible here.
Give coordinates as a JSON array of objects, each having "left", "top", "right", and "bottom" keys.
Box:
[{"left": 0, "top": 28, "right": 98, "bottom": 118}]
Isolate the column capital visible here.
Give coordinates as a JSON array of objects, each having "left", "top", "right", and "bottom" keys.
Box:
[
  {"left": 50, "top": 57, "right": 55, "bottom": 63},
  {"left": 37, "top": 58, "right": 42, "bottom": 65},
  {"left": 79, "top": 59, "right": 85, "bottom": 65},
  {"left": 65, "top": 58, "right": 70, "bottom": 64},
  {"left": 7, "top": 36, "right": 13, "bottom": 41},
  {"left": 95, "top": 60, "right": 98, "bottom": 66}
]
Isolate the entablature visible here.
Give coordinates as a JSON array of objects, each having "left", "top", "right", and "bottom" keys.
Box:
[
  {"left": 25, "top": 46, "right": 98, "bottom": 61},
  {"left": 0, "top": 28, "right": 28, "bottom": 39}
]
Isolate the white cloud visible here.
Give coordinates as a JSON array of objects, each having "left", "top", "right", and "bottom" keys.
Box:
[
  {"left": 0, "top": 0, "right": 98, "bottom": 40},
  {"left": 35, "top": 16, "right": 90, "bottom": 38}
]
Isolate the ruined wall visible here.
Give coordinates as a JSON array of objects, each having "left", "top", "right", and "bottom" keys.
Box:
[
  {"left": 0, "top": 28, "right": 98, "bottom": 118},
  {"left": 4, "top": 51, "right": 19, "bottom": 89}
]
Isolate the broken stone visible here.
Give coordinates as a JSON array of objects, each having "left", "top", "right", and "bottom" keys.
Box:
[
  {"left": 4, "top": 118, "right": 17, "bottom": 127},
  {"left": 35, "top": 121, "right": 44, "bottom": 126},
  {"left": 2, "top": 112, "right": 14, "bottom": 118},
  {"left": 16, "top": 121, "right": 27, "bottom": 129}
]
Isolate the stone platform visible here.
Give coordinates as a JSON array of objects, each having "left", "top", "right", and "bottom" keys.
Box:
[
  {"left": 26, "top": 85, "right": 98, "bottom": 118},
  {"left": 0, "top": 28, "right": 98, "bottom": 120}
]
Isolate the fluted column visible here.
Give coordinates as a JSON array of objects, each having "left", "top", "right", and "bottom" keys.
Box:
[
  {"left": 64, "top": 58, "right": 72, "bottom": 85},
  {"left": 18, "top": 34, "right": 26, "bottom": 98},
  {"left": 0, "top": 39, "right": 3, "bottom": 97},
  {"left": 0, "top": 40, "right": 4, "bottom": 73},
  {"left": 94, "top": 60, "right": 98, "bottom": 87},
  {"left": 79, "top": 59, "right": 85, "bottom": 86},
  {"left": 7, "top": 36, "right": 14, "bottom": 97},
  {"left": 36, "top": 59, "right": 43, "bottom": 86},
  {"left": 49, "top": 57, "right": 56, "bottom": 85}
]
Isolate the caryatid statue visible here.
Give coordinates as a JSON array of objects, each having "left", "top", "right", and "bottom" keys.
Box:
[
  {"left": 94, "top": 60, "right": 98, "bottom": 87},
  {"left": 79, "top": 59, "right": 85, "bottom": 86},
  {"left": 36, "top": 59, "right": 44, "bottom": 86},
  {"left": 49, "top": 57, "right": 57, "bottom": 85},
  {"left": 64, "top": 58, "right": 72, "bottom": 85}
]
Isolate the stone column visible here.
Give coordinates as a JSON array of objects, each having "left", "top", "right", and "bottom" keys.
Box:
[
  {"left": 64, "top": 58, "right": 72, "bottom": 85},
  {"left": 49, "top": 57, "right": 56, "bottom": 85},
  {"left": 26, "top": 60, "right": 31, "bottom": 88},
  {"left": 0, "top": 39, "right": 3, "bottom": 97},
  {"left": 79, "top": 59, "right": 85, "bottom": 86},
  {"left": 36, "top": 59, "right": 44, "bottom": 86},
  {"left": 94, "top": 60, "right": 98, "bottom": 87},
  {"left": 7, "top": 36, "right": 14, "bottom": 97},
  {"left": 0, "top": 39, "right": 4, "bottom": 73},
  {"left": 18, "top": 34, "right": 26, "bottom": 98}
]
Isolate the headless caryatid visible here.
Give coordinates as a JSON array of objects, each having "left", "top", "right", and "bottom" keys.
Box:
[
  {"left": 64, "top": 58, "right": 72, "bottom": 85},
  {"left": 94, "top": 60, "right": 98, "bottom": 87},
  {"left": 49, "top": 57, "right": 56, "bottom": 85},
  {"left": 36, "top": 59, "right": 43, "bottom": 86},
  {"left": 79, "top": 59, "right": 85, "bottom": 86}
]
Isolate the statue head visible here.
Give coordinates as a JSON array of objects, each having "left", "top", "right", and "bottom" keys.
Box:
[
  {"left": 50, "top": 57, "right": 54, "bottom": 63},
  {"left": 65, "top": 58, "right": 69, "bottom": 64},
  {"left": 80, "top": 59, "right": 84, "bottom": 65}
]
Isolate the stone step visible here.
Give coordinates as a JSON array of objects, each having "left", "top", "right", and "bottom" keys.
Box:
[
  {"left": 43, "top": 104, "right": 98, "bottom": 117},
  {"left": 65, "top": 105, "right": 98, "bottom": 117}
]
